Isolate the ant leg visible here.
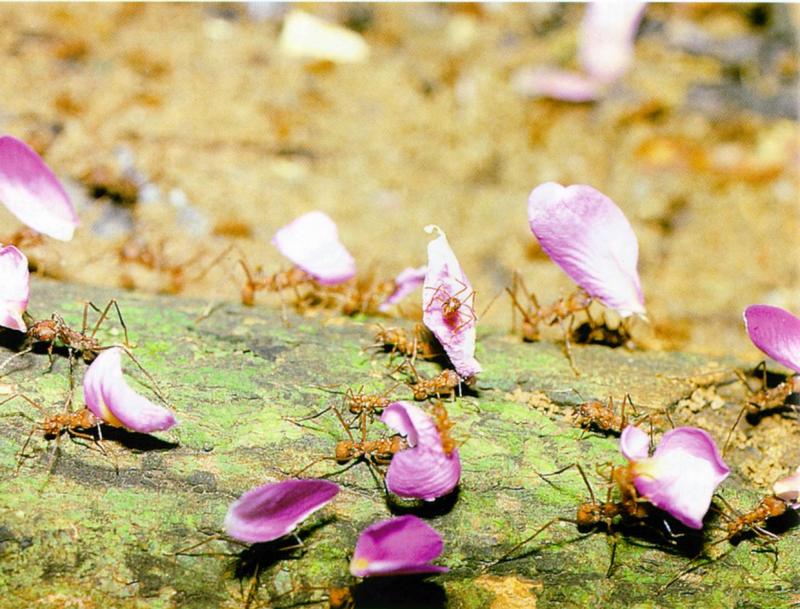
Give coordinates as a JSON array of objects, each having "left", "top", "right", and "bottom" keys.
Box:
[
  {"left": 15, "top": 423, "right": 39, "bottom": 474},
  {"left": 558, "top": 315, "right": 580, "bottom": 376},
  {"left": 0, "top": 348, "right": 33, "bottom": 376},
  {"left": 290, "top": 405, "right": 333, "bottom": 423},
  {"left": 332, "top": 405, "right": 356, "bottom": 444},
  {"left": 486, "top": 517, "right": 578, "bottom": 568},
  {"left": 605, "top": 534, "right": 619, "bottom": 578},
  {"left": 87, "top": 299, "right": 114, "bottom": 339},
  {"left": 117, "top": 347, "right": 169, "bottom": 405},
  {"left": 722, "top": 405, "right": 748, "bottom": 457}
]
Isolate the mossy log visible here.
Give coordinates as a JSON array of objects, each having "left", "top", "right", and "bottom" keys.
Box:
[{"left": 0, "top": 281, "right": 797, "bottom": 609}]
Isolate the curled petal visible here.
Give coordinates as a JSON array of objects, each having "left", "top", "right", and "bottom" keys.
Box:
[
  {"left": 83, "top": 348, "right": 177, "bottom": 433},
  {"left": 511, "top": 67, "right": 603, "bottom": 102},
  {"left": 381, "top": 401, "right": 461, "bottom": 501},
  {"left": 0, "top": 136, "right": 78, "bottom": 241},
  {"left": 619, "top": 424, "right": 649, "bottom": 461},
  {"left": 271, "top": 211, "right": 356, "bottom": 285},
  {"left": 743, "top": 305, "right": 800, "bottom": 374},
  {"left": 350, "top": 515, "right": 447, "bottom": 577},
  {"left": 225, "top": 479, "right": 339, "bottom": 543},
  {"left": 579, "top": 2, "right": 646, "bottom": 84},
  {"left": 379, "top": 265, "right": 427, "bottom": 312},
  {"left": 527, "top": 182, "right": 645, "bottom": 317},
  {"left": 422, "top": 225, "right": 481, "bottom": 379},
  {"left": 626, "top": 427, "right": 729, "bottom": 529},
  {"left": 773, "top": 466, "right": 800, "bottom": 508},
  {"left": 0, "top": 245, "right": 29, "bottom": 332}
]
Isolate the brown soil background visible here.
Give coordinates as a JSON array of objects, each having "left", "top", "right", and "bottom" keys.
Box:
[{"left": 0, "top": 3, "right": 798, "bottom": 358}]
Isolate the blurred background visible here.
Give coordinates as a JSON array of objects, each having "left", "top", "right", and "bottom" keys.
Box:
[{"left": 0, "top": 3, "right": 797, "bottom": 358}]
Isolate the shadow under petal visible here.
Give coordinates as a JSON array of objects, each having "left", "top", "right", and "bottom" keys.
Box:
[
  {"left": 99, "top": 425, "right": 180, "bottom": 451},
  {"left": 386, "top": 486, "right": 460, "bottom": 518},
  {"left": 352, "top": 577, "right": 446, "bottom": 609}
]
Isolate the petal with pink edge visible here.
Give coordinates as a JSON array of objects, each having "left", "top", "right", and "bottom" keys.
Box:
[
  {"left": 0, "top": 245, "right": 29, "bottom": 332},
  {"left": 0, "top": 136, "right": 78, "bottom": 241},
  {"left": 579, "top": 2, "right": 645, "bottom": 84},
  {"left": 422, "top": 225, "right": 481, "bottom": 379},
  {"left": 83, "top": 348, "right": 177, "bottom": 433},
  {"left": 743, "top": 305, "right": 800, "bottom": 374},
  {"left": 527, "top": 182, "right": 645, "bottom": 317},
  {"left": 628, "top": 427, "right": 729, "bottom": 529},
  {"left": 773, "top": 466, "right": 800, "bottom": 508},
  {"left": 379, "top": 265, "right": 427, "bottom": 312},
  {"left": 381, "top": 401, "right": 461, "bottom": 501},
  {"left": 350, "top": 515, "right": 447, "bottom": 577},
  {"left": 619, "top": 424, "right": 649, "bottom": 461},
  {"left": 225, "top": 479, "right": 340, "bottom": 543},
  {"left": 271, "top": 211, "right": 355, "bottom": 285}
]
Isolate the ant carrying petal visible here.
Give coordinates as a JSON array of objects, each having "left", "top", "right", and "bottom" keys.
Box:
[
  {"left": 0, "top": 245, "right": 29, "bottom": 332},
  {"left": 622, "top": 426, "right": 729, "bottom": 529},
  {"left": 381, "top": 401, "right": 461, "bottom": 501},
  {"left": 743, "top": 305, "right": 800, "bottom": 374},
  {"left": 0, "top": 135, "right": 78, "bottom": 241},
  {"left": 527, "top": 182, "right": 645, "bottom": 317},
  {"left": 350, "top": 515, "right": 447, "bottom": 577},
  {"left": 379, "top": 265, "right": 427, "bottom": 312},
  {"left": 225, "top": 479, "right": 339, "bottom": 544},
  {"left": 422, "top": 225, "right": 481, "bottom": 379},
  {"left": 83, "top": 348, "right": 177, "bottom": 433},
  {"left": 773, "top": 466, "right": 800, "bottom": 508},
  {"left": 271, "top": 211, "right": 356, "bottom": 285}
]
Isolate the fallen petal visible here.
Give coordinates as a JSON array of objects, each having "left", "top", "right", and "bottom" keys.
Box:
[
  {"left": 773, "top": 466, "right": 800, "bottom": 507},
  {"left": 422, "top": 225, "right": 481, "bottom": 379},
  {"left": 381, "top": 401, "right": 461, "bottom": 501},
  {"left": 579, "top": 2, "right": 646, "bottom": 84},
  {"left": 0, "top": 135, "right": 78, "bottom": 241},
  {"left": 83, "top": 348, "right": 177, "bottom": 433},
  {"left": 350, "top": 515, "right": 447, "bottom": 577},
  {"left": 225, "top": 479, "right": 340, "bottom": 543},
  {"left": 511, "top": 67, "right": 603, "bottom": 102},
  {"left": 527, "top": 182, "right": 645, "bottom": 317},
  {"left": 271, "top": 211, "right": 356, "bottom": 285},
  {"left": 379, "top": 265, "right": 427, "bottom": 312},
  {"left": 619, "top": 424, "right": 649, "bottom": 461},
  {"left": 626, "top": 426, "right": 729, "bottom": 529},
  {"left": 743, "top": 305, "right": 800, "bottom": 374},
  {"left": 279, "top": 10, "right": 370, "bottom": 64},
  {"left": 0, "top": 245, "right": 29, "bottom": 332}
]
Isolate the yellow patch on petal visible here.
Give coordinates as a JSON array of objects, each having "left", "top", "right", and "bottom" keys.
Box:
[
  {"left": 351, "top": 558, "right": 369, "bottom": 572},
  {"left": 98, "top": 398, "right": 124, "bottom": 428},
  {"left": 632, "top": 457, "right": 662, "bottom": 481}
]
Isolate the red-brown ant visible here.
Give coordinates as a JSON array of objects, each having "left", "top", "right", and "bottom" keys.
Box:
[
  {"left": 1, "top": 393, "right": 106, "bottom": 473},
  {"left": 238, "top": 257, "right": 314, "bottom": 307},
  {"left": 372, "top": 324, "right": 443, "bottom": 363},
  {"left": 489, "top": 462, "right": 659, "bottom": 577},
  {"left": 572, "top": 392, "right": 638, "bottom": 437},
  {"left": 425, "top": 277, "right": 477, "bottom": 334},
  {"left": 431, "top": 401, "right": 457, "bottom": 456},
  {"left": 296, "top": 384, "right": 400, "bottom": 436},
  {"left": 397, "top": 360, "right": 461, "bottom": 401}
]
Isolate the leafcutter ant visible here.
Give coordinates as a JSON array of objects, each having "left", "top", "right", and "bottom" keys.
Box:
[
  {"left": 397, "top": 360, "right": 461, "bottom": 401},
  {"left": 238, "top": 257, "right": 314, "bottom": 307},
  {"left": 431, "top": 401, "right": 457, "bottom": 456},
  {"left": 1, "top": 393, "right": 106, "bottom": 474},
  {"left": 295, "top": 383, "right": 400, "bottom": 436},
  {"left": 489, "top": 462, "right": 664, "bottom": 577},
  {"left": 424, "top": 277, "right": 477, "bottom": 334},
  {"left": 506, "top": 270, "right": 593, "bottom": 375},
  {"left": 572, "top": 392, "right": 639, "bottom": 437},
  {"left": 372, "top": 323, "right": 443, "bottom": 363}
]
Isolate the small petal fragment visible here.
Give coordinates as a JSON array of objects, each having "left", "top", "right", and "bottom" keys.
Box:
[
  {"left": 350, "top": 515, "right": 447, "bottom": 577},
  {"left": 511, "top": 67, "right": 603, "bottom": 102},
  {"left": 579, "top": 2, "right": 646, "bottom": 84},
  {"left": 225, "top": 479, "right": 340, "bottom": 543},
  {"left": 743, "top": 305, "right": 800, "bottom": 374},
  {"left": 773, "top": 466, "right": 800, "bottom": 508},
  {"left": 279, "top": 10, "right": 370, "bottom": 64},
  {"left": 379, "top": 265, "right": 427, "bottom": 312},
  {"left": 0, "top": 245, "right": 29, "bottom": 332},
  {"left": 622, "top": 426, "right": 730, "bottom": 529},
  {"left": 422, "top": 225, "right": 481, "bottom": 379},
  {"left": 619, "top": 424, "right": 649, "bottom": 461},
  {"left": 528, "top": 182, "right": 645, "bottom": 317},
  {"left": 0, "top": 136, "right": 78, "bottom": 241},
  {"left": 83, "top": 348, "right": 177, "bottom": 433},
  {"left": 381, "top": 401, "right": 461, "bottom": 501},
  {"left": 271, "top": 211, "right": 356, "bottom": 285}
]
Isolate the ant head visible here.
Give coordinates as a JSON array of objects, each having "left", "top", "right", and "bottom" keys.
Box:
[
  {"left": 30, "top": 320, "right": 57, "bottom": 342},
  {"left": 576, "top": 502, "right": 602, "bottom": 526},
  {"left": 335, "top": 441, "right": 355, "bottom": 462}
]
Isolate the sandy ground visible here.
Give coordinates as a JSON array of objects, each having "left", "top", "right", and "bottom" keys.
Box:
[{"left": 0, "top": 3, "right": 797, "bottom": 360}]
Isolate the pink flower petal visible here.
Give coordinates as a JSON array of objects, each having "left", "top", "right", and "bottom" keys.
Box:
[
  {"left": 0, "top": 245, "right": 29, "bottom": 332},
  {"left": 350, "top": 515, "right": 447, "bottom": 577},
  {"left": 743, "top": 305, "right": 800, "bottom": 374},
  {"left": 623, "top": 426, "right": 729, "bottom": 529},
  {"left": 83, "top": 348, "right": 177, "bottom": 433},
  {"left": 619, "top": 424, "right": 649, "bottom": 461},
  {"left": 0, "top": 135, "right": 78, "bottom": 241},
  {"left": 381, "top": 401, "right": 461, "bottom": 501},
  {"left": 379, "top": 265, "right": 427, "bottom": 312},
  {"left": 579, "top": 2, "right": 646, "bottom": 84},
  {"left": 527, "top": 182, "right": 645, "bottom": 317},
  {"left": 422, "top": 225, "right": 481, "bottom": 379},
  {"left": 225, "top": 479, "right": 339, "bottom": 543},
  {"left": 773, "top": 466, "right": 800, "bottom": 507},
  {"left": 511, "top": 67, "right": 603, "bottom": 102},
  {"left": 271, "top": 211, "right": 355, "bottom": 285}
]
